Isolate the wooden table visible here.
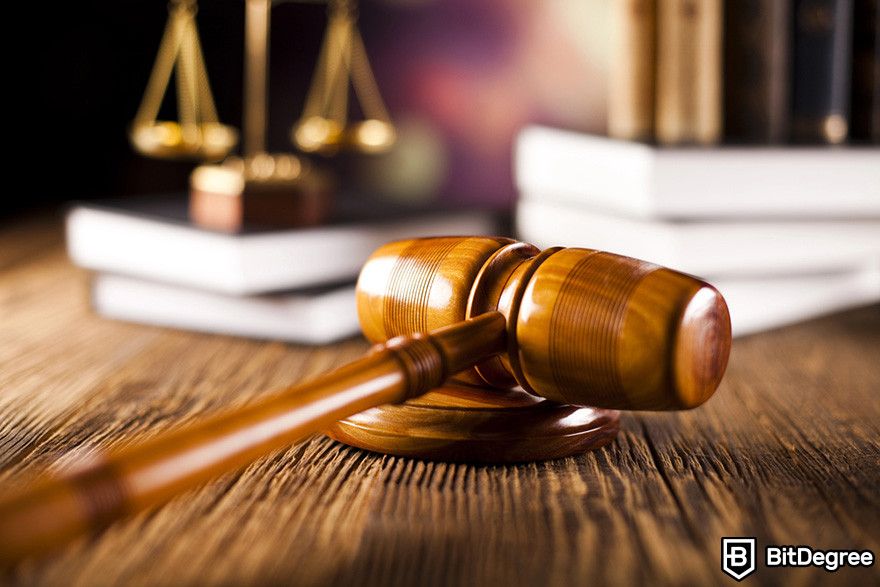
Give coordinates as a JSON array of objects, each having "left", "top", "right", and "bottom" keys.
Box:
[{"left": 1, "top": 217, "right": 878, "bottom": 586}]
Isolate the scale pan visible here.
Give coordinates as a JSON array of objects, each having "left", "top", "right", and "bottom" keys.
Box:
[
  {"left": 291, "top": 116, "right": 346, "bottom": 154},
  {"left": 129, "top": 121, "right": 238, "bottom": 161},
  {"left": 346, "top": 119, "right": 397, "bottom": 154}
]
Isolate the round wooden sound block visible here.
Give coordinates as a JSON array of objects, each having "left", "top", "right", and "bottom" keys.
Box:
[{"left": 326, "top": 384, "right": 620, "bottom": 463}]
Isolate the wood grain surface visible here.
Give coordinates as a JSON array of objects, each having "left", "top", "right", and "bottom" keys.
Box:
[{"left": 1, "top": 217, "right": 879, "bottom": 586}]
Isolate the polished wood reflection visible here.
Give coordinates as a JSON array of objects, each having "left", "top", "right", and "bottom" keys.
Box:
[
  {"left": 1, "top": 236, "right": 730, "bottom": 565},
  {"left": 356, "top": 237, "right": 731, "bottom": 410},
  {"left": 328, "top": 384, "right": 620, "bottom": 462},
  {"left": 0, "top": 314, "right": 506, "bottom": 565}
]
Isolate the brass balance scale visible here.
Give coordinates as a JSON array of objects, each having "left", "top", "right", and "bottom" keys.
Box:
[{"left": 129, "top": 0, "right": 396, "bottom": 228}]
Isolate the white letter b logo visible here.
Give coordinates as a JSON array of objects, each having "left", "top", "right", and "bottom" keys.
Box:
[
  {"left": 729, "top": 546, "right": 748, "bottom": 567},
  {"left": 722, "top": 538, "right": 756, "bottom": 581}
]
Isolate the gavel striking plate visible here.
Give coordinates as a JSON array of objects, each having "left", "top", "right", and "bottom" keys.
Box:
[
  {"left": 0, "top": 237, "right": 731, "bottom": 564},
  {"left": 329, "top": 236, "right": 730, "bottom": 461}
]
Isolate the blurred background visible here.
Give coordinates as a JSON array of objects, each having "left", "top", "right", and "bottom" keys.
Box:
[
  {"left": 8, "top": 0, "right": 880, "bottom": 341},
  {"left": 15, "top": 0, "right": 609, "bottom": 218}
]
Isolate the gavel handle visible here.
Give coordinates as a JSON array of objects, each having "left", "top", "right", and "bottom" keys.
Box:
[{"left": 0, "top": 312, "right": 507, "bottom": 565}]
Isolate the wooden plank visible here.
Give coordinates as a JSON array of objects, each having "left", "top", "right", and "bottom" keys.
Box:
[
  {"left": 1, "top": 220, "right": 878, "bottom": 586},
  {"left": 0, "top": 214, "right": 63, "bottom": 272}
]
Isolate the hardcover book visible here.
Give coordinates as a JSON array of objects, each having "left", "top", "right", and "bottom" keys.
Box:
[
  {"left": 714, "top": 266, "right": 880, "bottom": 336},
  {"left": 67, "top": 195, "right": 498, "bottom": 295},
  {"left": 515, "top": 199, "right": 880, "bottom": 336},
  {"left": 515, "top": 198, "right": 880, "bottom": 277},
  {"left": 724, "top": 0, "right": 791, "bottom": 143},
  {"left": 91, "top": 274, "right": 359, "bottom": 344},
  {"left": 515, "top": 126, "right": 880, "bottom": 219},
  {"left": 608, "top": 0, "right": 657, "bottom": 141},
  {"left": 791, "top": 0, "right": 854, "bottom": 143},
  {"left": 655, "top": 0, "right": 723, "bottom": 144},
  {"left": 850, "top": 0, "right": 879, "bottom": 142}
]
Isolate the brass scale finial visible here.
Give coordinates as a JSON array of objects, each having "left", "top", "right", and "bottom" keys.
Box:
[{"left": 130, "top": 0, "right": 395, "bottom": 163}]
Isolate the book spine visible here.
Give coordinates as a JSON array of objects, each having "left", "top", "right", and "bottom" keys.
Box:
[
  {"left": 850, "top": 0, "right": 879, "bottom": 142},
  {"left": 656, "top": 0, "right": 723, "bottom": 145},
  {"left": 608, "top": 0, "right": 657, "bottom": 141},
  {"left": 723, "top": 0, "right": 791, "bottom": 143},
  {"left": 791, "top": 0, "right": 854, "bottom": 143}
]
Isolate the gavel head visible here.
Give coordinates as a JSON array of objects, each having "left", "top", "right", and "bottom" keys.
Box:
[{"left": 356, "top": 237, "right": 731, "bottom": 411}]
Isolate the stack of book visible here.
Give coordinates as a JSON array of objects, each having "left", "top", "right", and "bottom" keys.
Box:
[
  {"left": 66, "top": 196, "right": 496, "bottom": 344},
  {"left": 517, "top": 0, "right": 880, "bottom": 336},
  {"left": 609, "top": 0, "right": 879, "bottom": 145},
  {"left": 514, "top": 126, "right": 880, "bottom": 336}
]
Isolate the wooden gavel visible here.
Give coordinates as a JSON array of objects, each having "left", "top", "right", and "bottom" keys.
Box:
[{"left": 0, "top": 237, "right": 731, "bottom": 564}]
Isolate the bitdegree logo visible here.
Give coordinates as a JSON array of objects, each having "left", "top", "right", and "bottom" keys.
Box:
[
  {"left": 766, "top": 545, "right": 875, "bottom": 572},
  {"left": 722, "top": 538, "right": 756, "bottom": 581},
  {"left": 722, "top": 537, "right": 875, "bottom": 580}
]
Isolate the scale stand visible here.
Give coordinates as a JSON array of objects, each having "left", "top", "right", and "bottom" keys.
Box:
[
  {"left": 131, "top": 0, "right": 398, "bottom": 230},
  {"left": 190, "top": 0, "right": 332, "bottom": 232}
]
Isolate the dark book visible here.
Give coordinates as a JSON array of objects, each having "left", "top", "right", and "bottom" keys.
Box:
[
  {"left": 850, "top": 0, "right": 880, "bottom": 142},
  {"left": 791, "top": 0, "right": 854, "bottom": 143},
  {"left": 724, "top": 0, "right": 791, "bottom": 143}
]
